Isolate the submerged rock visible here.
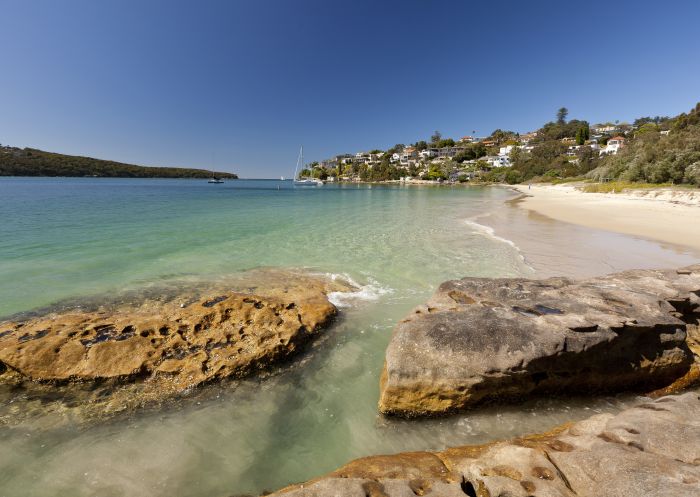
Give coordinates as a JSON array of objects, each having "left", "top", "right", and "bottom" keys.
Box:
[
  {"left": 379, "top": 265, "right": 700, "bottom": 416},
  {"left": 0, "top": 271, "right": 351, "bottom": 416},
  {"left": 267, "top": 392, "right": 700, "bottom": 497}
]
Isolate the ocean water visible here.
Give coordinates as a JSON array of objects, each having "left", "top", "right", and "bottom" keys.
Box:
[{"left": 0, "top": 178, "right": 698, "bottom": 497}]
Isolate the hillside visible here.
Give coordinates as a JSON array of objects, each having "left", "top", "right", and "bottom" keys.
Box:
[
  {"left": 0, "top": 146, "right": 238, "bottom": 179},
  {"left": 589, "top": 103, "right": 700, "bottom": 185}
]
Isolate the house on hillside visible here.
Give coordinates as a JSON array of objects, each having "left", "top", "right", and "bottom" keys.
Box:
[
  {"left": 483, "top": 155, "right": 509, "bottom": 168},
  {"left": 354, "top": 152, "right": 370, "bottom": 164},
  {"left": 337, "top": 154, "right": 354, "bottom": 165},
  {"left": 320, "top": 158, "right": 338, "bottom": 169},
  {"left": 566, "top": 145, "right": 581, "bottom": 156},
  {"left": 497, "top": 145, "right": 513, "bottom": 167},
  {"left": 600, "top": 136, "right": 625, "bottom": 156},
  {"left": 399, "top": 146, "right": 418, "bottom": 166},
  {"left": 458, "top": 136, "right": 475, "bottom": 143},
  {"left": 519, "top": 131, "right": 538, "bottom": 143},
  {"left": 592, "top": 124, "right": 619, "bottom": 134}
]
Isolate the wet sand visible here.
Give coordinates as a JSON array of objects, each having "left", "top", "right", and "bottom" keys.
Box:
[
  {"left": 473, "top": 187, "right": 700, "bottom": 280},
  {"left": 509, "top": 184, "right": 700, "bottom": 252}
]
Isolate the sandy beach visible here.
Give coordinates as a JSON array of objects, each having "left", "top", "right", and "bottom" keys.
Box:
[{"left": 510, "top": 184, "right": 700, "bottom": 251}]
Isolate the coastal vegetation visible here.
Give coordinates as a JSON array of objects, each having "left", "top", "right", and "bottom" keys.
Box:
[
  {"left": 314, "top": 103, "right": 699, "bottom": 188},
  {"left": 580, "top": 180, "right": 675, "bottom": 193},
  {"left": 0, "top": 146, "right": 238, "bottom": 179},
  {"left": 507, "top": 104, "right": 700, "bottom": 186},
  {"left": 589, "top": 103, "right": 700, "bottom": 185}
]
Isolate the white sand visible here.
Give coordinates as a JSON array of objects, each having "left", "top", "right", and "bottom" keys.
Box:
[{"left": 510, "top": 184, "right": 700, "bottom": 251}]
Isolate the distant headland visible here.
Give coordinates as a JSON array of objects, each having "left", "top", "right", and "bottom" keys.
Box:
[{"left": 0, "top": 146, "right": 237, "bottom": 179}]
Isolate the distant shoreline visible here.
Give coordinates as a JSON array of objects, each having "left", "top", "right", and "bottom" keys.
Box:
[
  {"left": 0, "top": 175, "right": 239, "bottom": 179},
  {"left": 0, "top": 146, "right": 237, "bottom": 179}
]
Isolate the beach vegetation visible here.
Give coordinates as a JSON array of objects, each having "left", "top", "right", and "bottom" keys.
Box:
[
  {"left": 589, "top": 103, "right": 700, "bottom": 186},
  {"left": 453, "top": 143, "right": 487, "bottom": 163},
  {"left": 581, "top": 181, "right": 674, "bottom": 193}
]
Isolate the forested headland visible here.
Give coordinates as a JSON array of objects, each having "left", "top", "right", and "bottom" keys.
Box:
[{"left": 0, "top": 146, "right": 237, "bottom": 179}]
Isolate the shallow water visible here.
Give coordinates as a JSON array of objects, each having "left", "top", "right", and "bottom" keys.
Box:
[{"left": 0, "top": 178, "right": 698, "bottom": 497}]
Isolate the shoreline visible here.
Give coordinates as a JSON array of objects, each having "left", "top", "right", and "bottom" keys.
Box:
[{"left": 508, "top": 183, "right": 700, "bottom": 251}]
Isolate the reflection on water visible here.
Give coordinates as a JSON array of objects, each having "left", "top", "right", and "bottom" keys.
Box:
[{"left": 0, "top": 179, "right": 698, "bottom": 497}]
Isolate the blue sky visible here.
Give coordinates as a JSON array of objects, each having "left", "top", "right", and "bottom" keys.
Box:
[{"left": 1, "top": 0, "right": 699, "bottom": 178}]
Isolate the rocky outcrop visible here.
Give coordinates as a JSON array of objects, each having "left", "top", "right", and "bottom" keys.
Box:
[
  {"left": 267, "top": 392, "right": 700, "bottom": 497},
  {"left": 379, "top": 265, "right": 700, "bottom": 416},
  {"left": 0, "top": 272, "right": 351, "bottom": 405}
]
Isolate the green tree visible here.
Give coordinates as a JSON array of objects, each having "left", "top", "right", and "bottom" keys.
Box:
[
  {"left": 431, "top": 131, "right": 442, "bottom": 144},
  {"left": 436, "top": 138, "right": 456, "bottom": 148},
  {"left": 557, "top": 107, "right": 569, "bottom": 125},
  {"left": 489, "top": 129, "right": 517, "bottom": 144},
  {"left": 575, "top": 124, "right": 589, "bottom": 145},
  {"left": 387, "top": 143, "right": 405, "bottom": 155}
]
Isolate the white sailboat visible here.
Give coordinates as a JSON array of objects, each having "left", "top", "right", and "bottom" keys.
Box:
[
  {"left": 293, "top": 146, "right": 323, "bottom": 186},
  {"left": 208, "top": 169, "right": 224, "bottom": 183}
]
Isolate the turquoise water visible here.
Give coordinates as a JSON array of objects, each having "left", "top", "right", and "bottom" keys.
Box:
[
  {"left": 0, "top": 178, "right": 524, "bottom": 318},
  {"left": 0, "top": 178, "right": 697, "bottom": 497}
]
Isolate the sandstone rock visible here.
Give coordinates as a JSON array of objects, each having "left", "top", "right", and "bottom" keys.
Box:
[
  {"left": 266, "top": 392, "right": 700, "bottom": 497},
  {"left": 379, "top": 265, "right": 700, "bottom": 416},
  {"left": 0, "top": 272, "right": 349, "bottom": 402}
]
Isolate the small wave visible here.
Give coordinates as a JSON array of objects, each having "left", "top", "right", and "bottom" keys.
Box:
[
  {"left": 464, "top": 218, "right": 532, "bottom": 269},
  {"left": 324, "top": 272, "right": 393, "bottom": 308},
  {"left": 464, "top": 219, "right": 519, "bottom": 250}
]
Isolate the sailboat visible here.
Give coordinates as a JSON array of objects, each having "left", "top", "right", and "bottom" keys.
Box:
[
  {"left": 293, "top": 146, "right": 323, "bottom": 186},
  {"left": 208, "top": 170, "right": 224, "bottom": 184}
]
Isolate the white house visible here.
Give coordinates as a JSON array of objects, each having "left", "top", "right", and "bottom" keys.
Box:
[
  {"left": 592, "top": 124, "right": 618, "bottom": 134},
  {"left": 496, "top": 145, "right": 513, "bottom": 167},
  {"left": 566, "top": 145, "right": 581, "bottom": 156},
  {"left": 599, "top": 136, "right": 625, "bottom": 156},
  {"left": 483, "top": 155, "right": 509, "bottom": 168},
  {"left": 498, "top": 145, "right": 513, "bottom": 156}
]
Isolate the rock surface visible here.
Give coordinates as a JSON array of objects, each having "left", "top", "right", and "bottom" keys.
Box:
[
  {"left": 0, "top": 271, "right": 350, "bottom": 409},
  {"left": 267, "top": 392, "right": 700, "bottom": 497},
  {"left": 379, "top": 265, "right": 700, "bottom": 416}
]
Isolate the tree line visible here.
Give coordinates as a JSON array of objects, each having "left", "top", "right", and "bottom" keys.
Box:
[{"left": 0, "top": 147, "right": 238, "bottom": 179}]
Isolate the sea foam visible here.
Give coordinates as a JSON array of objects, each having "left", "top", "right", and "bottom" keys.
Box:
[{"left": 324, "top": 272, "right": 393, "bottom": 308}]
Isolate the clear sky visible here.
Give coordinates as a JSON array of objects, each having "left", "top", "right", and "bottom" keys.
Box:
[{"left": 1, "top": 0, "right": 699, "bottom": 178}]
